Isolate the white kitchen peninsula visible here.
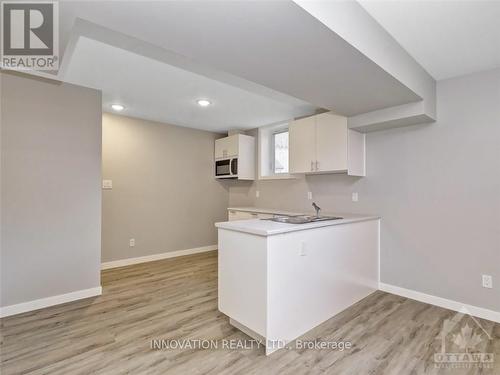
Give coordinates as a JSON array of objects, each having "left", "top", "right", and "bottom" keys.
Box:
[{"left": 215, "top": 214, "right": 380, "bottom": 355}]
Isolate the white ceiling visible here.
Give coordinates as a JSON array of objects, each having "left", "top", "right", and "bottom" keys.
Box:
[
  {"left": 54, "top": 1, "right": 421, "bottom": 121},
  {"left": 64, "top": 37, "right": 317, "bottom": 132},
  {"left": 359, "top": 0, "right": 500, "bottom": 80}
]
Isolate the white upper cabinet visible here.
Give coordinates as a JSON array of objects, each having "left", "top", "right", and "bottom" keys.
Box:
[
  {"left": 214, "top": 134, "right": 255, "bottom": 180},
  {"left": 289, "top": 112, "right": 365, "bottom": 176},
  {"left": 215, "top": 135, "right": 239, "bottom": 159},
  {"left": 289, "top": 116, "right": 316, "bottom": 173},
  {"left": 315, "top": 112, "right": 348, "bottom": 172}
]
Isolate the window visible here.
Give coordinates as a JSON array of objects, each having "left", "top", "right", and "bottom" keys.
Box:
[
  {"left": 258, "top": 122, "right": 294, "bottom": 180},
  {"left": 273, "top": 130, "right": 289, "bottom": 174}
]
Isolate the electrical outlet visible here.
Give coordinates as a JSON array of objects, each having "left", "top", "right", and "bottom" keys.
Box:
[
  {"left": 102, "top": 180, "right": 113, "bottom": 189},
  {"left": 307, "top": 191, "right": 313, "bottom": 200},
  {"left": 256, "top": 190, "right": 260, "bottom": 198},
  {"left": 352, "top": 192, "right": 359, "bottom": 202},
  {"left": 129, "top": 238, "right": 135, "bottom": 247},
  {"left": 482, "top": 274, "right": 493, "bottom": 289}
]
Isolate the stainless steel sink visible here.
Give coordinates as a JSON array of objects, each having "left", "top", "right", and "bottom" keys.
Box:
[{"left": 267, "top": 215, "right": 343, "bottom": 224}]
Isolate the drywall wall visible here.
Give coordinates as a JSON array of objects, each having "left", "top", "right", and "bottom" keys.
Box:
[
  {"left": 229, "top": 68, "right": 500, "bottom": 313},
  {"left": 0, "top": 72, "right": 102, "bottom": 309},
  {"left": 102, "top": 113, "right": 229, "bottom": 262}
]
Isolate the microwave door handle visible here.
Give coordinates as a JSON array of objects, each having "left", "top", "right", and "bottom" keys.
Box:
[{"left": 230, "top": 159, "right": 238, "bottom": 175}]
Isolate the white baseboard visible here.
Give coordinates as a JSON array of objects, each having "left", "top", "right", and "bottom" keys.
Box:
[
  {"left": 0, "top": 286, "right": 102, "bottom": 319},
  {"left": 379, "top": 282, "right": 500, "bottom": 323},
  {"left": 101, "top": 245, "right": 218, "bottom": 270}
]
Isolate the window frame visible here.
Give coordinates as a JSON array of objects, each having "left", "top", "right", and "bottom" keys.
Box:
[
  {"left": 271, "top": 129, "right": 289, "bottom": 175},
  {"left": 257, "top": 121, "right": 297, "bottom": 180}
]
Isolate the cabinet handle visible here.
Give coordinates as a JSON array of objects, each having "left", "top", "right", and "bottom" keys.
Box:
[
  {"left": 311, "top": 161, "right": 314, "bottom": 171},
  {"left": 316, "top": 161, "right": 319, "bottom": 171}
]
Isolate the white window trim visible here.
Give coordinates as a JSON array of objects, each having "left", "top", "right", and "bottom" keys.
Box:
[
  {"left": 258, "top": 122, "right": 299, "bottom": 180},
  {"left": 271, "top": 128, "right": 289, "bottom": 175}
]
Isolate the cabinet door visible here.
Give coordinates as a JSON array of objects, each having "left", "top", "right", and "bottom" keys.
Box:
[
  {"left": 289, "top": 116, "right": 316, "bottom": 173},
  {"left": 228, "top": 210, "right": 239, "bottom": 221},
  {"left": 257, "top": 213, "right": 274, "bottom": 220},
  {"left": 215, "top": 135, "right": 239, "bottom": 159},
  {"left": 228, "top": 210, "right": 256, "bottom": 221},
  {"left": 315, "top": 113, "right": 348, "bottom": 172}
]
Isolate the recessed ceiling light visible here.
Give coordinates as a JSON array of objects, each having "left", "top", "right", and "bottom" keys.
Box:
[
  {"left": 111, "top": 104, "right": 125, "bottom": 111},
  {"left": 197, "top": 99, "right": 211, "bottom": 107}
]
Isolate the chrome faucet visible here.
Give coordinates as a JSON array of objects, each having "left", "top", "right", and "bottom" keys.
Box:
[{"left": 312, "top": 202, "right": 321, "bottom": 217}]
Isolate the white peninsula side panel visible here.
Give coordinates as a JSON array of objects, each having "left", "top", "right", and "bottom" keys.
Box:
[
  {"left": 266, "top": 220, "right": 379, "bottom": 346},
  {"left": 218, "top": 229, "right": 268, "bottom": 337},
  {"left": 217, "top": 217, "right": 380, "bottom": 355}
]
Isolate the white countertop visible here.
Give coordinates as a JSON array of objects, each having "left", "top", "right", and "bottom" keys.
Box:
[
  {"left": 227, "top": 206, "right": 302, "bottom": 216},
  {"left": 216, "top": 213, "right": 380, "bottom": 236}
]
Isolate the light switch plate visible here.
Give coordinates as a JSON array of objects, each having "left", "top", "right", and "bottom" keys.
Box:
[
  {"left": 256, "top": 190, "right": 260, "bottom": 198},
  {"left": 129, "top": 238, "right": 135, "bottom": 247},
  {"left": 102, "top": 180, "right": 113, "bottom": 189},
  {"left": 352, "top": 192, "right": 359, "bottom": 202},
  {"left": 307, "top": 192, "right": 313, "bottom": 200}
]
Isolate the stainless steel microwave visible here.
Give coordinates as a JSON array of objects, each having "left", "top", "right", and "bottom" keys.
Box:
[{"left": 215, "top": 158, "right": 238, "bottom": 178}]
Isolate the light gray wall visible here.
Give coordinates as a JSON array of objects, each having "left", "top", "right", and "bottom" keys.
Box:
[
  {"left": 1, "top": 72, "right": 102, "bottom": 308},
  {"left": 229, "top": 68, "right": 500, "bottom": 312},
  {"left": 102, "top": 113, "right": 228, "bottom": 262}
]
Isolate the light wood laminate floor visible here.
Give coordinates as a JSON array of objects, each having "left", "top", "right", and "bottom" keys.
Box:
[{"left": 1, "top": 251, "right": 499, "bottom": 374}]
